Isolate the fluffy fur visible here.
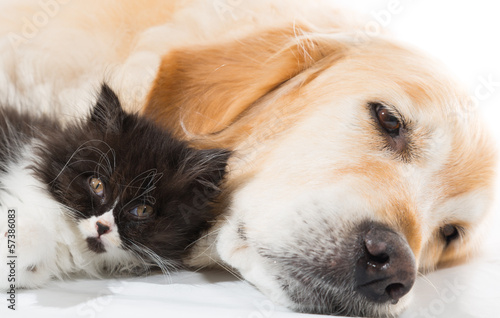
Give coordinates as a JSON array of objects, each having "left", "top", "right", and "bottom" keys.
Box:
[
  {"left": 0, "top": 84, "right": 229, "bottom": 289},
  {"left": 0, "top": 1, "right": 497, "bottom": 316}
]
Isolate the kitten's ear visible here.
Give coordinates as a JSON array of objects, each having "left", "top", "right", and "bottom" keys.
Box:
[
  {"left": 90, "top": 83, "right": 125, "bottom": 131},
  {"left": 188, "top": 149, "right": 231, "bottom": 199}
]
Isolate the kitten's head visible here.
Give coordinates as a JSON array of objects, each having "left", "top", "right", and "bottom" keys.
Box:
[{"left": 35, "top": 84, "right": 230, "bottom": 272}]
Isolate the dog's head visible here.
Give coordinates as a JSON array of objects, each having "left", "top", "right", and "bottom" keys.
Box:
[{"left": 144, "top": 27, "right": 497, "bottom": 316}]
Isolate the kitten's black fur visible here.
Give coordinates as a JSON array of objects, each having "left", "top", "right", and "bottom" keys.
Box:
[
  {"left": 38, "top": 84, "right": 229, "bottom": 260},
  {"left": 0, "top": 84, "right": 229, "bottom": 287}
]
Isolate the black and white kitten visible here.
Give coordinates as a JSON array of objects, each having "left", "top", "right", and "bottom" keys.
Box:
[{"left": 0, "top": 84, "right": 229, "bottom": 289}]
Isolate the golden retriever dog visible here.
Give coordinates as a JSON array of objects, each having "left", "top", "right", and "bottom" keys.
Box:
[{"left": 0, "top": 0, "right": 497, "bottom": 316}]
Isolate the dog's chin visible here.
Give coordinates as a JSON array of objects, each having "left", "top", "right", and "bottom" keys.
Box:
[{"left": 288, "top": 287, "right": 412, "bottom": 317}]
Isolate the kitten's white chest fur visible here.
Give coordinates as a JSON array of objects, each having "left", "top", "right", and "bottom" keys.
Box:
[{"left": 0, "top": 145, "right": 139, "bottom": 289}]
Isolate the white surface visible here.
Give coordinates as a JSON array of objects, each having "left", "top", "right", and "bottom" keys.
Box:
[{"left": 1, "top": 1, "right": 500, "bottom": 317}]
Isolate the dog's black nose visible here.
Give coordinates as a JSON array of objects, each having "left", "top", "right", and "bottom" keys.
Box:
[{"left": 355, "top": 225, "right": 416, "bottom": 304}]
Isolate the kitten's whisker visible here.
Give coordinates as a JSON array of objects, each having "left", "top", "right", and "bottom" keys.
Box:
[
  {"left": 63, "top": 159, "right": 110, "bottom": 173},
  {"left": 184, "top": 225, "right": 244, "bottom": 280},
  {"left": 119, "top": 170, "right": 163, "bottom": 214},
  {"left": 63, "top": 169, "right": 106, "bottom": 196},
  {"left": 185, "top": 217, "right": 244, "bottom": 281},
  {"left": 79, "top": 140, "right": 115, "bottom": 174},
  {"left": 185, "top": 227, "right": 221, "bottom": 250},
  {"left": 127, "top": 169, "right": 162, "bottom": 200},
  {"left": 60, "top": 204, "right": 86, "bottom": 219},
  {"left": 127, "top": 169, "right": 160, "bottom": 188},
  {"left": 46, "top": 140, "right": 113, "bottom": 183},
  {"left": 77, "top": 146, "right": 112, "bottom": 177},
  {"left": 210, "top": 260, "right": 242, "bottom": 281},
  {"left": 94, "top": 146, "right": 116, "bottom": 178},
  {"left": 121, "top": 187, "right": 157, "bottom": 211},
  {"left": 90, "top": 140, "right": 116, "bottom": 172},
  {"left": 189, "top": 247, "right": 243, "bottom": 281},
  {"left": 124, "top": 244, "right": 151, "bottom": 274},
  {"left": 126, "top": 239, "right": 178, "bottom": 282},
  {"left": 130, "top": 240, "right": 176, "bottom": 271}
]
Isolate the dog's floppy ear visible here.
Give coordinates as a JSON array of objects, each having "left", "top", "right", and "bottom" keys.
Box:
[{"left": 144, "top": 27, "right": 347, "bottom": 138}]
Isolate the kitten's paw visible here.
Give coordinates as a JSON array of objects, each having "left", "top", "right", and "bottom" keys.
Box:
[
  {"left": 0, "top": 262, "right": 52, "bottom": 290},
  {"left": 0, "top": 222, "right": 56, "bottom": 289}
]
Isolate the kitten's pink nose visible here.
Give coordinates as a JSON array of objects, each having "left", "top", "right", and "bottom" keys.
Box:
[{"left": 96, "top": 221, "right": 110, "bottom": 236}]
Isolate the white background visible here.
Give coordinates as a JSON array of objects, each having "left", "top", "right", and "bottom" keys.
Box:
[{"left": 2, "top": 1, "right": 500, "bottom": 317}]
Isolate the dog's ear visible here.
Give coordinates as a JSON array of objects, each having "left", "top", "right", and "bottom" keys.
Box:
[{"left": 144, "top": 27, "right": 347, "bottom": 138}]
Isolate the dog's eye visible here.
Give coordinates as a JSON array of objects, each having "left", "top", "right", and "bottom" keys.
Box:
[
  {"left": 89, "top": 177, "right": 105, "bottom": 197},
  {"left": 441, "top": 224, "right": 460, "bottom": 245},
  {"left": 374, "top": 104, "right": 401, "bottom": 134}
]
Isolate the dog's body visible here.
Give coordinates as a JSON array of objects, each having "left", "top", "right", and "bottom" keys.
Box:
[
  {"left": 0, "top": 1, "right": 497, "bottom": 316},
  {"left": 0, "top": 0, "right": 353, "bottom": 118}
]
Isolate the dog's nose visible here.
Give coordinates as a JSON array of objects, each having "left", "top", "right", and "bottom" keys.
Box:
[{"left": 355, "top": 225, "right": 416, "bottom": 304}]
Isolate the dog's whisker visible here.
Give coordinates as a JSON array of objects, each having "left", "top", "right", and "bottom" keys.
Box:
[{"left": 416, "top": 271, "right": 439, "bottom": 293}]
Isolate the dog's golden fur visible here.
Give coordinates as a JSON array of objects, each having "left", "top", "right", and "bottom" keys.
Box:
[{"left": 0, "top": 0, "right": 497, "bottom": 316}]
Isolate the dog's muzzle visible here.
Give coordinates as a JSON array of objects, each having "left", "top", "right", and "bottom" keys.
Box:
[{"left": 268, "top": 221, "right": 417, "bottom": 316}]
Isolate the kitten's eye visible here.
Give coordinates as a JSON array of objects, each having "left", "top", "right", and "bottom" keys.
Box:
[
  {"left": 374, "top": 104, "right": 401, "bottom": 134},
  {"left": 441, "top": 224, "right": 460, "bottom": 245},
  {"left": 129, "top": 205, "right": 154, "bottom": 219},
  {"left": 89, "top": 177, "right": 104, "bottom": 197}
]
